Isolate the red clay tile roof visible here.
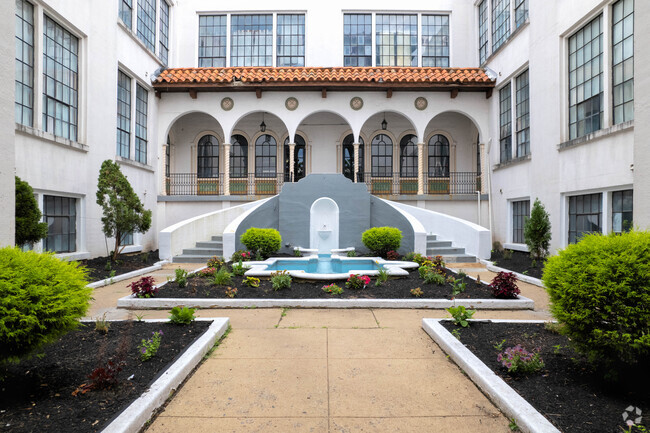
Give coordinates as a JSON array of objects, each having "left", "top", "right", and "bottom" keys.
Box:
[{"left": 153, "top": 67, "right": 494, "bottom": 92}]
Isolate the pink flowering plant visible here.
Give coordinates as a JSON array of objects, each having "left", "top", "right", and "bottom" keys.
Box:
[
  {"left": 199, "top": 267, "right": 216, "bottom": 278},
  {"left": 322, "top": 283, "right": 343, "bottom": 295},
  {"left": 497, "top": 344, "right": 544, "bottom": 374},
  {"left": 139, "top": 330, "right": 163, "bottom": 361},
  {"left": 128, "top": 276, "right": 158, "bottom": 298},
  {"left": 346, "top": 274, "right": 370, "bottom": 290}
]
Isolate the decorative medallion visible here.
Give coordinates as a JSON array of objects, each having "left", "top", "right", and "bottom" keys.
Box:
[
  {"left": 221, "top": 97, "right": 234, "bottom": 111},
  {"left": 285, "top": 97, "right": 299, "bottom": 111},
  {"left": 414, "top": 97, "right": 428, "bottom": 111},
  {"left": 350, "top": 96, "right": 364, "bottom": 111}
]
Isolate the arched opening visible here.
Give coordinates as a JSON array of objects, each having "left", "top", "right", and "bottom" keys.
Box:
[
  {"left": 284, "top": 135, "right": 306, "bottom": 182},
  {"left": 229, "top": 134, "right": 248, "bottom": 195},
  {"left": 342, "top": 134, "right": 364, "bottom": 182}
]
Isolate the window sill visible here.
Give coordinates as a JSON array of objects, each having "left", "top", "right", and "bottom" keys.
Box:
[
  {"left": 120, "top": 245, "right": 143, "bottom": 254},
  {"left": 481, "top": 20, "right": 529, "bottom": 67},
  {"left": 503, "top": 243, "right": 529, "bottom": 253},
  {"left": 117, "top": 19, "right": 164, "bottom": 68},
  {"left": 116, "top": 156, "right": 155, "bottom": 172},
  {"left": 558, "top": 121, "right": 634, "bottom": 151},
  {"left": 56, "top": 251, "right": 91, "bottom": 261},
  {"left": 16, "top": 123, "right": 89, "bottom": 153},
  {"left": 493, "top": 153, "right": 531, "bottom": 171}
]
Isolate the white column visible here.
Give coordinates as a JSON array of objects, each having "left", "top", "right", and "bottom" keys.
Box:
[
  {"left": 353, "top": 142, "right": 360, "bottom": 182},
  {"left": 288, "top": 143, "right": 295, "bottom": 182},
  {"left": 417, "top": 142, "right": 425, "bottom": 195},
  {"left": 223, "top": 143, "right": 230, "bottom": 195}
]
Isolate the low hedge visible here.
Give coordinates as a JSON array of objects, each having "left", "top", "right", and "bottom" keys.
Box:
[
  {"left": 0, "top": 247, "right": 92, "bottom": 364},
  {"left": 362, "top": 227, "right": 402, "bottom": 257},
  {"left": 542, "top": 231, "right": 650, "bottom": 378},
  {"left": 240, "top": 227, "right": 282, "bottom": 258}
]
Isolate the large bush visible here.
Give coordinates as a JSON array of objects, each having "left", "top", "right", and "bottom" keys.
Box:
[
  {"left": 15, "top": 176, "right": 48, "bottom": 246},
  {"left": 240, "top": 227, "right": 282, "bottom": 258},
  {"left": 361, "top": 227, "right": 402, "bottom": 257},
  {"left": 542, "top": 231, "right": 650, "bottom": 377},
  {"left": 0, "top": 247, "right": 92, "bottom": 364}
]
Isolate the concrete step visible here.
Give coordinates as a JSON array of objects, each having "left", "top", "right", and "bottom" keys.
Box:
[
  {"left": 181, "top": 247, "right": 223, "bottom": 256},
  {"left": 172, "top": 254, "right": 212, "bottom": 264},
  {"left": 427, "top": 247, "right": 466, "bottom": 255},
  {"left": 426, "top": 240, "right": 452, "bottom": 248},
  {"left": 211, "top": 235, "right": 223, "bottom": 242},
  {"left": 196, "top": 241, "right": 223, "bottom": 249},
  {"left": 441, "top": 254, "right": 477, "bottom": 263}
]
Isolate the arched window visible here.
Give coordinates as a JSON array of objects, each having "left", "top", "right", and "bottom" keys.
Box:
[
  {"left": 230, "top": 134, "right": 248, "bottom": 178},
  {"left": 197, "top": 134, "right": 219, "bottom": 178},
  {"left": 399, "top": 134, "right": 418, "bottom": 177},
  {"left": 428, "top": 134, "right": 449, "bottom": 177},
  {"left": 284, "top": 135, "right": 306, "bottom": 182},
  {"left": 342, "top": 134, "right": 364, "bottom": 181},
  {"left": 255, "top": 134, "right": 277, "bottom": 177},
  {"left": 371, "top": 134, "right": 393, "bottom": 177}
]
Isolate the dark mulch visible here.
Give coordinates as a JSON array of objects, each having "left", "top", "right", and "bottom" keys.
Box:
[
  {"left": 159, "top": 267, "right": 499, "bottom": 300},
  {"left": 80, "top": 250, "right": 160, "bottom": 282},
  {"left": 490, "top": 249, "right": 545, "bottom": 279},
  {"left": 442, "top": 321, "right": 650, "bottom": 433},
  {"left": 0, "top": 320, "right": 211, "bottom": 433}
]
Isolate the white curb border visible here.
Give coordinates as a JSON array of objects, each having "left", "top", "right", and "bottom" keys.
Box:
[
  {"left": 100, "top": 317, "right": 229, "bottom": 433},
  {"left": 479, "top": 260, "right": 544, "bottom": 288},
  {"left": 116, "top": 295, "right": 534, "bottom": 310},
  {"left": 422, "top": 318, "right": 560, "bottom": 433},
  {"left": 88, "top": 260, "right": 170, "bottom": 289}
]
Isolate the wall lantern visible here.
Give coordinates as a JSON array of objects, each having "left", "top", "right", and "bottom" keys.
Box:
[
  {"left": 260, "top": 113, "right": 266, "bottom": 132},
  {"left": 381, "top": 113, "right": 387, "bottom": 130}
]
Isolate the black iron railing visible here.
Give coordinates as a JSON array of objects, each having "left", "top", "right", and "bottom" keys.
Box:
[
  {"left": 357, "top": 171, "right": 481, "bottom": 195},
  {"left": 166, "top": 173, "right": 285, "bottom": 196}
]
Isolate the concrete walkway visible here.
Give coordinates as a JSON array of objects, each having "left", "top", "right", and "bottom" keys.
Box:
[{"left": 85, "top": 262, "right": 552, "bottom": 432}]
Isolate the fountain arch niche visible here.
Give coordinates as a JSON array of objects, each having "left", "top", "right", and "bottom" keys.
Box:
[{"left": 310, "top": 197, "right": 339, "bottom": 253}]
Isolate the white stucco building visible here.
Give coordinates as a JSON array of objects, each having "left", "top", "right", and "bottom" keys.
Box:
[{"left": 4, "top": 0, "right": 648, "bottom": 259}]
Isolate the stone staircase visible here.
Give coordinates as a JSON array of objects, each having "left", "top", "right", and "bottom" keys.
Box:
[
  {"left": 426, "top": 234, "right": 476, "bottom": 263},
  {"left": 173, "top": 235, "right": 223, "bottom": 263}
]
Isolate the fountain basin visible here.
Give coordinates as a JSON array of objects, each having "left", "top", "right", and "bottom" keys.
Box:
[{"left": 244, "top": 254, "right": 418, "bottom": 280}]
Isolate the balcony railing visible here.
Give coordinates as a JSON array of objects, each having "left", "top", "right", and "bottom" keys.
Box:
[
  {"left": 359, "top": 172, "right": 481, "bottom": 195},
  {"left": 166, "top": 173, "right": 285, "bottom": 196}
]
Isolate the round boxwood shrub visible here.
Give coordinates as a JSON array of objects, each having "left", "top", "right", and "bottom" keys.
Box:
[
  {"left": 240, "top": 227, "right": 282, "bottom": 258},
  {"left": 542, "top": 231, "right": 650, "bottom": 377},
  {"left": 361, "top": 227, "right": 402, "bottom": 257},
  {"left": 0, "top": 247, "right": 92, "bottom": 364}
]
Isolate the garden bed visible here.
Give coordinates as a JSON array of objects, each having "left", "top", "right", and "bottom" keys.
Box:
[
  {"left": 440, "top": 321, "right": 649, "bottom": 433},
  {"left": 80, "top": 250, "right": 160, "bottom": 282},
  {"left": 489, "top": 250, "right": 545, "bottom": 279},
  {"left": 0, "top": 320, "right": 211, "bottom": 433}
]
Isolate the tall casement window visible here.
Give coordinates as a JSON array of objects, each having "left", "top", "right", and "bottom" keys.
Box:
[
  {"left": 375, "top": 14, "right": 418, "bottom": 67},
  {"left": 197, "top": 135, "right": 219, "bottom": 178},
  {"left": 515, "top": 0, "right": 529, "bottom": 29},
  {"left": 165, "top": 135, "right": 170, "bottom": 177},
  {"left": 342, "top": 134, "right": 364, "bottom": 181},
  {"left": 135, "top": 84, "right": 148, "bottom": 164},
  {"left": 277, "top": 14, "right": 305, "bottom": 67},
  {"left": 421, "top": 15, "right": 449, "bottom": 67},
  {"left": 198, "top": 15, "right": 226, "bottom": 67},
  {"left": 399, "top": 135, "right": 418, "bottom": 178},
  {"left": 15, "top": 0, "right": 34, "bottom": 127},
  {"left": 43, "top": 16, "right": 78, "bottom": 141},
  {"left": 515, "top": 70, "right": 530, "bottom": 157},
  {"left": 512, "top": 200, "right": 530, "bottom": 244},
  {"left": 568, "top": 15, "right": 603, "bottom": 140},
  {"left": 499, "top": 84, "right": 512, "bottom": 163},
  {"left": 159, "top": 0, "right": 169, "bottom": 65},
  {"left": 43, "top": 195, "right": 76, "bottom": 253},
  {"left": 612, "top": 190, "right": 633, "bottom": 234},
  {"left": 284, "top": 136, "right": 306, "bottom": 181},
  {"left": 343, "top": 14, "right": 372, "bottom": 66},
  {"left": 116, "top": 71, "right": 131, "bottom": 158},
  {"left": 137, "top": 0, "right": 156, "bottom": 51},
  {"left": 568, "top": 193, "right": 602, "bottom": 244},
  {"left": 478, "top": 0, "right": 488, "bottom": 64},
  {"left": 119, "top": 0, "right": 132, "bottom": 29},
  {"left": 492, "top": 0, "right": 510, "bottom": 52},
  {"left": 428, "top": 134, "right": 449, "bottom": 177},
  {"left": 230, "top": 134, "right": 248, "bottom": 178},
  {"left": 230, "top": 14, "right": 273, "bottom": 67},
  {"left": 255, "top": 134, "right": 277, "bottom": 177},
  {"left": 371, "top": 134, "right": 393, "bottom": 177},
  {"left": 612, "top": 0, "right": 634, "bottom": 124},
  {"left": 476, "top": 137, "right": 481, "bottom": 175}
]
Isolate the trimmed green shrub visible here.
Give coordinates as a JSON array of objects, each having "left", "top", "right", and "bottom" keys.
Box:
[
  {"left": 361, "top": 227, "right": 402, "bottom": 257},
  {"left": 0, "top": 247, "right": 92, "bottom": 364},
  {"left": 524, "top": 198, "right": 552, "bottom": 260},
  {"left": 240, "top": 227, "right": 282, "bottom": 258},
  {"left": 15, "top": 176, "right": 48, "bottom": 246},
  {"left": 543, "top": 231, "right": 650, "bottom": 378}
]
